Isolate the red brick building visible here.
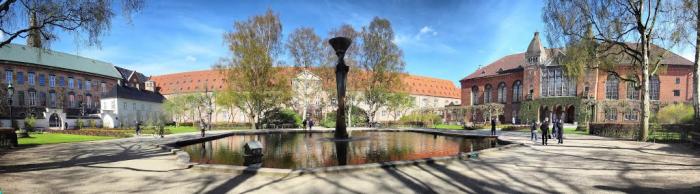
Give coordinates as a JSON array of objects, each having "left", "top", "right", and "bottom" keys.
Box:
[{"left": 460, "top": 32, "right": 694, "bottom": 124}]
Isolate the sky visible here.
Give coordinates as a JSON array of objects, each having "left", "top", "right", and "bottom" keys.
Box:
[{"left": 17, "top": 0, "right": 696, "bottom": 86}]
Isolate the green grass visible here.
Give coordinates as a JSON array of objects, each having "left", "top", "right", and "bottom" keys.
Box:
[
  {"left": 563, "top": 126, "right": 588, "bottom": 135},
  {"left": 18, "top": 133, "right": 116, "bottom": 145},
  {"left": 166, "top": 126, "right": 200, "bottom": 134},
  {"left": 430, "top": 124, "right": 464, "bottom": 130}
]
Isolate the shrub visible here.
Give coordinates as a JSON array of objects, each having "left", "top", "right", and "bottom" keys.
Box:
[
  {"left": 322, "top": 108, "right": 369, "bottom": 128},
  {"left": 88, "top": 119, "right": 97, "bottom": 128},
  {"left": 501, "top": 125, "right": 529, "bottom": 131},
  {"left": 261, "top": 108, "right": 302, "bottom": 128},
  {"left": 399, "top": 113, "right": 442, "bottom": 126},
  {"left": 76, "top": 119, "right": 85, "bottom": 129},
  {"left": 656, "top": 103, "right": 694, "bottom": 124},
  {"left": 24, "top": 115, "right": 37, "bottom": 131},
  {"left": 463, "top": 125, "right": 484, "bottom": 130},
  {"left": 589, "top": 123, "right": 639, "bottom": 139}
]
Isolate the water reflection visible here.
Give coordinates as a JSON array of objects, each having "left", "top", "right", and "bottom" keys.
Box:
[{"left": 181, "top": 131, "right": 496, "bottom": 169}]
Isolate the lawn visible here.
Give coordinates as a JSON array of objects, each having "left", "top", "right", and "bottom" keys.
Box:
[
  {"left": 563, "top": 126, "right": 588, "bottom": 135},
  {"left": 18, "top": 133, "right": 116, "bottom": 145},
  {"left": 431, "top": 124, "right": 464, "bottom": 130},
  {"left": 166, "top": 126, "right": 200, "bottom": 134}
]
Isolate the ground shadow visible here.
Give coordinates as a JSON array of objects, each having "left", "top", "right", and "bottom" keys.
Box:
[{"left": 595, "top": 185, "right": 700, "bottom": 194}]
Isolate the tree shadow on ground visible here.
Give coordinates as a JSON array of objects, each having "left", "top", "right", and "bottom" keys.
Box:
[
  {"left": 595, "top": 185, "right": 700, "bottom": 194},
  {"left": 204, "top": 169, "right": 257, "bottom": 194},
  {"left": 382, "top": 165, "right": 438, "bottom": 193}
]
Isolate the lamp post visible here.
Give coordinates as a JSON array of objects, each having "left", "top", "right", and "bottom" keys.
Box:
[
  {"left": 7, "top": 83, "right": 23, "bottom": 137},
  {"left": 329, "top": 37, "right": 352, "bottom": 139}
]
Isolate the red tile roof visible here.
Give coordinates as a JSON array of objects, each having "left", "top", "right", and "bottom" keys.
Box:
[
  {"left": 151, "top": 69, "right": 460, "bottom": 99},
  {"left": 462, "top": 53, "right": 526, "bottom": 81}
]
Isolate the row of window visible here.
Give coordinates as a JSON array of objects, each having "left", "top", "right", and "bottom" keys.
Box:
[
  {"left": 470, "top": 80, "right": 523, "bottom": 105},
  {"left": 8, "top": 90, "right": 98, "bottom": 108},
  {"left": 606, "top": 75, "right": 665, "bottom": 100},
  {"left": 4, "top": 69, "right": 109, "bottom": 93},
  {"left": 604, "top": 109, "right": 639, "bottom": 121},
  {"left": 541, "top": 68, "right": 576, "bottom": 97}
]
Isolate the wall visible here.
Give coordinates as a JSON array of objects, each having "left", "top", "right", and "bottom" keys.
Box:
[{"left": 101, "top": 97, "right": 163, "bottom": 128}]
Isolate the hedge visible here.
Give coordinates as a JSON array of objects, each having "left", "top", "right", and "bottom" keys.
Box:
[
  {"left": 501, "top": 125, "right": 530, "bottom": 131},
  {"left": 589, "top": 123, "right": 640, "bottom": 140},
  {"left": 47, "top": 129, "right": 133, "bottom": 138}
]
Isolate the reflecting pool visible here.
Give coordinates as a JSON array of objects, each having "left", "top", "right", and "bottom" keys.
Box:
[{"left": 180, "top": 131, "right": 496, "bottom": 169}]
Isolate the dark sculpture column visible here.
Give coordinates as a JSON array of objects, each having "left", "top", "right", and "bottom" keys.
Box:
[{"left": 329, "top": 37, "right": 352, "bottom": 139}]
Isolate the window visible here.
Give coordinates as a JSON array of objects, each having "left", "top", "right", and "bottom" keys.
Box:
[
  {"left": 17, "top": 91, "right": 24, "bottom": 106},
  {"left": 624, "top": 110, "right": 638, "bottom": 121},
  {"left": 49, "top": 92, "right": 56, "bottom": 107},
  {"left": 16, "top": 72, "right": 24, "bottom": 85},
  {"left": 484, "top": 84, "right": 492, "bottom": 103},
  {"left": 101, "top": 82, "right": 107, "bottom": 94},
  {"left": 69, "top": 94, "right": 75, "bottom": 108},
  {"left": 650, "top": 76, "right": 660, "bottom": 100},
  {"left": 676, "top": 78, "right": 681, "bottom": 84},
  {"left": 68, "top": 77, "right": 74, "bottom": 89},
  {"left": 471, "top": 86, "right": 480, "bottom": 105},
  {"left": 86, "top": 95, "right": 92, "bottom": 108},
  {"left": 77, "top": 79, "right": 82, "bottom": 90},
  {"left": 38, "top": 74, "right": 45, "bottom": 86},
  {"left": 40, "top": 92, "right": 46, "bottom": 106},
  {"left": 28, "top": 91, "right": 36, "bottom": 106},
  {"left": 86, "top": 80, "right": 91, "bottom": 90},
  {"left": 605, "top": 108, "right": 618, "bottom": 121},
  {"left": 59, "top": 76, "right": 65, "bottom": 87},
  {"left": 541, "top": 68, "right": 575, "bottom": 97},
  {"left": 132, "top": 103, "right": 136, "bottom": 110},
  {"left": 123, "top": 102, "right": 127, "bottom": 109},
  {"left": 512, "top": 80, "right": 522, "bottom": 102},
  {"left": 27, "top": 72, "right": 35, "bottom": 85},
  {"left": 627, "top": 82, "right": 639, "bottom": 100},
  {"left": 49, "top": 75, "right": 56, "bottom": 88},
  {"left": 673, "top": 90, "right": 681, "bottom": 97},
  {"left": 497, "top": 82, "right": 507, "bottom": 103},
  {"left": 4, "top": 70, "right": 12, "bottom": 83},
  {"left": 606, "top": 75, "right": 619, "bottom": 99}
]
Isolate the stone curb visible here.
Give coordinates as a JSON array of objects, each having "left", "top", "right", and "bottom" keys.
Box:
[{"left": 159, "top": 128, "right": 519, "bottom": 175}]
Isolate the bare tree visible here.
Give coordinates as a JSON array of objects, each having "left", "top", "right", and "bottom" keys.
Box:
[
  {"left": 359, "top": 17, "right": 405, "bottom": 124},
  {"left": 287, "top": 27, "right": 323, "bottom": 68},
  {"left": 217, "top": 9, "right": 291, "bottom": 129},
  {"left": 0, "top": 0, "right": 143, "bottom": 48},
  {"left": 318, "top": 24, "right": 362, "bottom": 126},
  {"left": 543, "top": 0, "right": 681, "bottom": 141},
  {"left": 670, "top": 0, "right": 700, "bottom": 125}
]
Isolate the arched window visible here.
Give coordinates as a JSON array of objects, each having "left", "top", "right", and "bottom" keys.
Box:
[
  {"left": 497, "top": 82, "right": 507, "bottom": 103},
  {"left": 627, "top": 82, "right": 639, "bottom": 100},
  {"left": 484, "top": 84, "right": 492, "bottom": 103},
  {"left": 606, "top": 75, "right": 619, "bottom": 99},
  {"left": 471, "top": 86, "right": 479, "bottom": 105},
  {"left": 512, "top": 80, "right": 522, "bottom": 102},
  {"left": 650, "top": 75, "right": 660, "bottom": 100}
]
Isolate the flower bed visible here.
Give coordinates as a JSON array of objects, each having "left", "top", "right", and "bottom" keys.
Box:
[{"left": 47, "top": 129, "right": 133, "bottom": 138}]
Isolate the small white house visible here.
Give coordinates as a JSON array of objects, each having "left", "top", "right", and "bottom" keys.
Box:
[{"left": 100, "top": 67, "right": 164, "bottom": 128}]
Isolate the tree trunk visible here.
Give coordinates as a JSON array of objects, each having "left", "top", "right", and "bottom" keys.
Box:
[
  {"left": 640, "top": 40, "right": 650, "bottom": 141},
  {"left": 694, "top": 2, "right": 700, "bottom": 126},
  {"left": 347, "top": 102, "right": 352, "bottom": 127}
]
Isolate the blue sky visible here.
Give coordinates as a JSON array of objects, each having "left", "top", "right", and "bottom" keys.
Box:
[{"left": 24, "top": 0, "right": 694, "bottom": 85}]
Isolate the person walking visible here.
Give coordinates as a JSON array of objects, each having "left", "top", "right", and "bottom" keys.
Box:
[
  {"left": 490, "top": 118, "right": 497, "bottom": 136},
  {"left": 540, "top": 118, "right": 549, "bottom": 145},
  {"left": 551, "top": 119, "right": 558, "bottom": 139},
  {"left": 557, "top": 120, "right": 564, "bottom": 144},
  {"left": 530, "top": 120, "right": 538, "bottom": 142},
  {"left": 309, "top": 118, "right": 314, "bottom": 130},
  {"left": 302, "top": 118, "right": 308, "bottom": 130},
  {"left": 135, "top": 121, "right": 141, "bottom": 136}
]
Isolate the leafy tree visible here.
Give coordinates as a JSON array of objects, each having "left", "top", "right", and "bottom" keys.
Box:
[
  {"left": 320, "top": 24, "right": 363, "bottom": 127},
  {"left": 386, "top": 92, "right": 414, "bottom": 121},
  {"left": 656, "top": 103, "right": 694, "bottom": 124},
  {"left": 287, "top": 27, "right": 323, "bottom": 68},
  {"left": 359, "top": 17, "right": 405, "bottom": 124},
  {"left": 214, "top": 91, "right": 240, "bottom": 123},
  {"left": 543, "top": 0, "right": 682, "bottom": 141},
  {"left": 0, "top": 0, "right": 144, "bottom": 48},
  {"left": 217, "top": 9, "right": 291, "bottom": 129}
]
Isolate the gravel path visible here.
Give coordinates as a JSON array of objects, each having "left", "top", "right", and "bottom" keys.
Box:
[{"left": 1, "top": 128, "right": 699, "bottom": 193}]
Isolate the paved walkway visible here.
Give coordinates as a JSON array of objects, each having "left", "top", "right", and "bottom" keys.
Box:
[{"left": 1, "top": 128, "right": 700, "bottom": 193}]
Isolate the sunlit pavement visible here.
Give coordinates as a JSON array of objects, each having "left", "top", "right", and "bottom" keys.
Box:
[{"left": 1, "top": 128, "right": 700, "bottom": 193}]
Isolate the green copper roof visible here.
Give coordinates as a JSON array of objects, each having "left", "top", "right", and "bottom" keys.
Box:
[{"left": 0, "top": 44, "right": 122, "bottom": 79}]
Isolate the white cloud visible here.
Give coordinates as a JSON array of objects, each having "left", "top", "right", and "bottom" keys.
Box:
[{"left": 185, "top": 55, "right": 197, "bottom": 62}]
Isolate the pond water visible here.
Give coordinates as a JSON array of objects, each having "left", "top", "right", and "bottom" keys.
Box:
[{"left": 180, "top": 131, "right": 497, "bottom": 169}]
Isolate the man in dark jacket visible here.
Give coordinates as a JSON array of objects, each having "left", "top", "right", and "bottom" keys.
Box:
[
  {"left": 540, "top": 118, "right": 549, "bottom": 145},
  {"left": 557, "top": 120, "right": 564, "bottom": 144},
  {"left": 530, "top": 120, "right": 538, "bottom": 142},
  {"left": 490, "top": 118, "right": 497, "bottom": 136}
]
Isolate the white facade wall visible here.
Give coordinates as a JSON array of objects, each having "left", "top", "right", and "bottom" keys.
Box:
[{"left": 101, "top": 97, "right": 163, "bottom": 128}]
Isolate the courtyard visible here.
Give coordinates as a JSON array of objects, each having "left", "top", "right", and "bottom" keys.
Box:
[{"left": 1, "top": 129, "right": 699, "bottom": 193}]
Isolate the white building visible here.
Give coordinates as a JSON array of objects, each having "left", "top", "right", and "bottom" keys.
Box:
[{"left": 100, "top": 67, "right": 165, "bottom": 128}]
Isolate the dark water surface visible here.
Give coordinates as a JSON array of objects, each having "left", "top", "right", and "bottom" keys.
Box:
[{"left": 181, "top": 131, "right": 496, "bottom": 169}]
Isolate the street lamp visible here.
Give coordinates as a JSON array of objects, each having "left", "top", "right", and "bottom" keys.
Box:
[
  {"left": 329, "top": 37, "right": 352, "bottom": 139},
  {"left": 7, "top": 83, "right": 24, "bottom": 137}
]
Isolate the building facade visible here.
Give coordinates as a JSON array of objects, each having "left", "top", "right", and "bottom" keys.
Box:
[
  {"left": 0, "top": 44, "right": 120, "bottom": 129},
  {"left": 100, "top": 67, "right": 165, "bottom": 128},
  {"left": 150, "top": 69, "right": 461, "bottom": 123},
  {"left": 460, "top": 32, "right": 694, "bottom": 125}
]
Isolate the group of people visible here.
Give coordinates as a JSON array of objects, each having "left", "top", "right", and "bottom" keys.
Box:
[
  {"left": 302, "top": 117, "right": 314, "bottom": 130},
  {"left": 530, "top": 117, "right": 564, "bottom": 145}
]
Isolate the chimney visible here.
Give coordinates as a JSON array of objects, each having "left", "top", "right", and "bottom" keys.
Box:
[{"left": 27, "top": 10, "right": 42, "bottom": 48}]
